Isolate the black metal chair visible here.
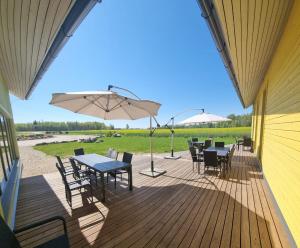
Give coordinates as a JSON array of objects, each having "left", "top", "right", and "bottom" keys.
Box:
[
  {"left": 56, "top": 162, "right": 92, "bottom": 208},
  {"left": 226, "top": 144, "right": 235, "bottom": 170},
  {"left": 204, "top": 139, "right": 212, "bottom": 149},
  {"left": 0, "top": 214, "right": 69, "bottom": 248},
  {"left": 242, "top": 137, "right": 252, "bottom": 151},
  {"left": 203, "top": 150, "right": 222, "bottom": 172},
  {"left": 73, "top": 148, "right": 86, "bottom": 170},
  {"left": 215, "top": 141, "right": 225, "bottom": 148},
  {"left": 74, "top": 148, "right": 84, "bottom": 156},
  {"left": 189, "top": 146, "right": 202, "bottom": 173},
  {"left": 108, "top": 152, "right": 133, "bottom": 189},
  {"left": 56, "top": 155, "right": 73, "bottom": 177}
]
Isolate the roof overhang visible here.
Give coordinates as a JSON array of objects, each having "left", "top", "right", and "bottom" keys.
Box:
[
  {"left": 198, "top": 0, "right": 294, "bottom": 107},
  {"left": 0, "top": 0, "right": 99, "bottom": 100}
]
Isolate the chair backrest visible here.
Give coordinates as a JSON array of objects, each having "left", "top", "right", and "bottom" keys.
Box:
[
  {"left": 204, "top": 139, "right": 212, "bottom": 149},
  {"left": 74, "top": 148, "right": 84, "bottom": 156},
  {"left": 106, "top": 148, "right": 113, "bottom": 158},
  {"left": 110, "top": 150, "right": 118, "bottom": 160},
  {"left": 56, "top": 155, "right": 66, "bottom": 173},
  {"left": 69, "top": 158, "right": 81, "bottom": 179},
  {"left": 0, "top": 215, "right": 21, "bottom": 248},
  {"left": 203, "top": 150, "right": 218, "bottom": 167},
  {"left": 56, "top": 163, "right": 69, "bottom": 188},
  {"left": 191, "top": 137, "right": 198, "bottom": 142},
  {"left": 189, "top": 146, "right": 198, "bottom": 162},
  {"left": 243, "top": 137, "right": 252, "bottom": 146},
  {"left": 215, "top": 141, "right": 225, "bottom": 148},
  {"left": 228, "top": 144, "right": 236, "bottom": 167},
  {"left": 122, "top": 152, "right": 133, "bottom": 164}
]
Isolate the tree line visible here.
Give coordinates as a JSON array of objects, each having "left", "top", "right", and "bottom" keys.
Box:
[
  {"left": 15, "top": 114, "right": 251, "bottom": 131},
  {"left": 15, "top": 121, "right": 113, "bottom": 132}
]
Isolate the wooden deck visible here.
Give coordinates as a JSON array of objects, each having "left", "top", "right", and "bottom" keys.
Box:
[{"left": 15, "top": 149, "right": 292, "bottom": 247}]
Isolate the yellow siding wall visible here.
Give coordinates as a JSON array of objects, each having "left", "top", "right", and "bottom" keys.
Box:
[{"left": 252, "top": 1, "right": 300, "bottom": 245}]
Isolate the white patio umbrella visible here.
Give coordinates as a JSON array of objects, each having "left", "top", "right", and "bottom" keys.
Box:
[
  {"left": 50, "top": 91, "right": 160, "bottom": 120},
  {"left": 179, "top": 112, "right": 231, "bottom": 125},
  {"left": 49, "top": 87, "right": 166, "bottom": 178}
]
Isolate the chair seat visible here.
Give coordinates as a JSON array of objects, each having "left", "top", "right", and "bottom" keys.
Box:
[
  {"left": 69, "top": 179, "right": 90, "bottom": 190},
  {"left": 35, "top": 234, "right": 69, "bottom": 248}
]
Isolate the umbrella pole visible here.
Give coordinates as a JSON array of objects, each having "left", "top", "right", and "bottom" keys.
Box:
[
  {"left": 164, "top": 117, "right": 181, "bottom": 160},
  {"left": 150, "top": 116, "right": 154, "bottom": 172},
  {"left": 139, "top": 116, "right": 167, "bottom": 178}
]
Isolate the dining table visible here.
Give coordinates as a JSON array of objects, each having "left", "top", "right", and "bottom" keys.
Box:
[
  {"left": 205, "top": 146, "right": 230, "bottom": 157},
  {"left": 203, "top": 146, "right": 230, "bottom": 176},
  {"left": 72, "top": 153, "right": 132, "bottom": 202}
]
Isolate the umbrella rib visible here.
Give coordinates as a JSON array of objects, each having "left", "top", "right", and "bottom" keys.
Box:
[
  {"left": 76, "top": 96, "right": 105, "bottom": 113},
  {"left": 121, "top": 105, "right": 135, "bottom": 120},
  {"left": 93, "top": 96, "right": 107, "bottom": 110},
  {"left": 109, "top": 98, "right": 127, "bottom": 112}
]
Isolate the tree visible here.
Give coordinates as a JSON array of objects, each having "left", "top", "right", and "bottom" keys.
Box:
[{"left": 126, "top": 124, "right": 130, "bottom": 129}]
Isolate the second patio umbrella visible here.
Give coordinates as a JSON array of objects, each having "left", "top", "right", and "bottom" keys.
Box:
[{"left": 179, "top": 112, "right": 231, "bottom": 125}]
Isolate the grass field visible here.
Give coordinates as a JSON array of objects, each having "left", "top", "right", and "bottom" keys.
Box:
[
  {"left": 34, "top": 127, "right": 250, "bottom": 157},
  {"left": 67, "top": 127, "right": 250, "bottom": 137}
]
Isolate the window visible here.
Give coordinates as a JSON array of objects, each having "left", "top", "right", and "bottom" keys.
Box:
[{"left": 0, "top": 114, "right": 17, "bottom": 183}]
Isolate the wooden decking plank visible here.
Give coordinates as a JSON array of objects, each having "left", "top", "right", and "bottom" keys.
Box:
[
  {"left": 240, "top": 166, "right": 251, "bottom": 248},
  {"left": 121, "top": 169, "right": 212, "bottom": 248},
  {"left": 231, "top": 163, "right": 243, "bottom": 247},
  {"left": 208, "top": 168, "right": 235, "bottom": 248},
  {"left": 250, "top": 164, "right": 272, "bottom": 248},
  {"left": 186, "top": 171, "right": 227, "bottom": 247},
  {"left": 253, "top": 166, "right": 283, "bottom": 247},
  {"left": 199, "top": 170, "right": 232, "bottom": 247},
  {"left": 219, "top": 167, "right": 239, "bottom": 248},
  {"left": 142, "top": 170, "right": 220, "bottom": 248}
]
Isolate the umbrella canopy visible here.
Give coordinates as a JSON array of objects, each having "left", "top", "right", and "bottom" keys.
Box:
[
  {"left": 50, "top": 91, "right": 161, "bottom": 120},
  {"left": 179, "top": 112, "right": 231, "bottom": 125}
]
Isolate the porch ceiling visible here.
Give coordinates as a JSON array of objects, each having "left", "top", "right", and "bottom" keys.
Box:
[
  {"left": 0, "top": 0, "right": 97, "bottom": 100},
  {"left": 200, "top": 0, "right": 294, "bottom": 107}
]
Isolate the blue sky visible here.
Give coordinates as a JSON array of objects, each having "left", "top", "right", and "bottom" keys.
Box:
[{"left": 10, "top": 0, "right": 251, "bottom": 128}]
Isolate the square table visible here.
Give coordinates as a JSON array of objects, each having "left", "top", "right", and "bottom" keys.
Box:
[{"left": 73, "top": 154, "right": 132, "bottom": 202}]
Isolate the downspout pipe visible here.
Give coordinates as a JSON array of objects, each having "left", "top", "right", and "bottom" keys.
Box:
[
  {"left": 25, "top": 0, "right": 101, "bottom": 99},
  {"left": 197, "top": 0, "right": 246, "bottom": 108}
]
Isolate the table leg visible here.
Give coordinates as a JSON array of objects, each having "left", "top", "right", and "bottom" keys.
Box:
[
  {"left": 128, "top": 165, "right": 133, "bottom": 191},
  {"left": 100, "top": 172, "right": 105, "bottom": 202}
]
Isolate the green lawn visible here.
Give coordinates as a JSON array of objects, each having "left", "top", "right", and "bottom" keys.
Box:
[{"left": 34, "top": 135, "right": 241, "bottom": 158}]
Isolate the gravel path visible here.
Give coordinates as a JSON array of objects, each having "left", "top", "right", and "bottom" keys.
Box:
[
  {"left": 18, "top": 135, "right": 96, "bottom": 178},
  {"left": 19, "top": 146, "right": 57, "bottom": 178}
]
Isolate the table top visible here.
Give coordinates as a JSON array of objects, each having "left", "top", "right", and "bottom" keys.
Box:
[
  {"left": 73, "top": 153, "right": 130, "bottom": 173},
  {"left": 204, "top": 146, "right": 230, "bottom": 157},
  {"left": 192, "top": 141, "right": 205, "bottom": 144}
]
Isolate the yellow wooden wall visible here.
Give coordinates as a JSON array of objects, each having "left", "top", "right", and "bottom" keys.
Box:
[{"left": 252, "top": 1, "right": 300, "bottom": 245}]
